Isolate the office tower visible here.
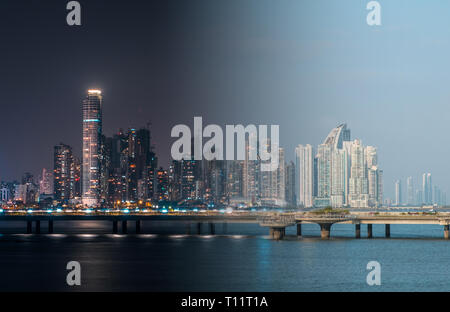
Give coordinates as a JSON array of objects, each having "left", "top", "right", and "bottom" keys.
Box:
[
  {"left": 314, "top": 123, "right": 352, "bottom": 208},
  {"left": 422, "top": 173, "right": 432, "bottom": 205},
  {"left": 82, "top": 89, "right": 103, "bottom": 207},
  {"left": 368, "top": 166, "right": 381, "bottom": 207},
  {"left": 295, "top": 144, "right": 314, "bottom": 208},
  {"left": 103, "top": 130, "right": 127, "bottom": 204},
  {"left": 155, "top": 167, "right": 169, "bottom": 201},
  {"left": 203, "top": 159, "right": 226, "bottom": 204},
  {"left": 243, "top": 135, "right": 259, "bottom": 204},
  {"left": 433, "top": 185, "right": 441, "bottom": 206},
  {"left": 285, "top": 161, "right": 296, "bottom": 206},
  {"left": 39, "top": 168, "right": 53, "bottom": 195},
  {"left": 314, "top": 144, "right": 332, "bottom": 207},
  {"left": 377, "top": 169, "right": 383, "bottom": 206},
  {"left": 365, "top": 146, "right": 382, "bottom": 207},
  {"left": 348, "top": 139, "right": 369, "bottom": 208},
  {"left": 416, "top": 189, "right": 423, "bottom": 205},
  {"left": 276, "top": 148, "right": 286, "bottom": 205},
  {"left": 15, "top": 181, "right": 37, "bottom": 205},
  {"left": 226, "top": 160, "right": 243, "bottom": 202},
  {"left": 99, "top": 135, "right": 112, "bottom": 204},
  {"left": 395, "top": 180, "right": 402, "bottom": 206},
  {"left": 54, "top": 143, "right": 74, "bottom": 203},
  {"left": 125, "top": 129, "right": 139, "bottom": 201},
  {"left": 181, "top": 159, "right": 197, "bottom": 200},
  {"left": 406, "top": 176, "right": 414, "bottom": 205},
  {"left": 331, "top": 148, "right": 348, "bottom": 207},
  {"left": 259, "top": 146, "right": 285, "bottom": 206},
  {"left": 365, "top": 146, "right": 377, "bottom": 168},
  {"left": 0, "top": 186, "right": 10, "bottom": 203}
]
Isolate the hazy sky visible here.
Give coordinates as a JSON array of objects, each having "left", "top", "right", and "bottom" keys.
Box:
[{"left": 1, "top": 0, "right": 450, "bottom": 199}]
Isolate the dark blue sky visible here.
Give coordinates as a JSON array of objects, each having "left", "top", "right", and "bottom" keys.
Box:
[{"left": 1, "top": 0, "right": 450, "bottom": 199}]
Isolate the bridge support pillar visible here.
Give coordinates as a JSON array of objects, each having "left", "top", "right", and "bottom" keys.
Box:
[
  {"left": 296, "top": 223, "right": 302, "bottom": 238},
  {"left": 367, "top": 224, "right": 373, "bottom": 238},
  {"left": 122, "top": 221, "right": 127, "bottom": 234},
  {"left": 48, "top": 220, "right": 54, "bottom": 234},
  {"left": 223, "top": 223, "right": 227, "bottom": 234},
  {"left": 385, "top": 224, "right": 390, "bottom": 238},
  {"left": 355, "top": 224, "right": 361, "bottom": 238},
  {"left": 186, "top": 223, "right": 191, "bottom": 234},
  {"left": 113, "top": 221, "right": 118, "bottom": 234},
  {"left": 136, "top": 220, "right": 141, "bottom": 234},
  {"left": 209, "top": 223, "right": 215, "bottom": 235},
  {"left": 444, "top": 225, "right": 449, "bottom": 239},
  {"left": 319, "top": 223, "right": 332, "bottom": 239},
  {"left": 26, "top": 221, "right": 32, "bottom": 234},
  {"left": 270, "top": 227, "right": 285, "bottom": 240},
  {"left": 197, "top": 223, "right": 202, "bottom": 235},
  {"left": 35, "top": 220, "right": 40, "bottom": 234}
]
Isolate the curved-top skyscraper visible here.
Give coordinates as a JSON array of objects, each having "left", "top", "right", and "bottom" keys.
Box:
[{"left": 82, "top": 89, "right": 103, "bottom": 207}]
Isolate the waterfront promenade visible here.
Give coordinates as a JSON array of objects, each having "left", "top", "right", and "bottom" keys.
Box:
[{"left": 1, "top": 210, "right": 450, "bottom": 239}]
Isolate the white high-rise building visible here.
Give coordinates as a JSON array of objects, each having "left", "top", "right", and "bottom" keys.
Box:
[
  {"left": 315, "top": 144, "right": 332, "bottom": 207},
  {"left": 348, "top": 139, "right": 369, "bottom": 208},
  {"left": 422, "top": 173, "right": 432, "bottom": 205},
  {"left": 395, "top": 180, "right": 402, "bottom": 206},
  {"left": 365, "top": 146, "right": 377, "bottom": 167},
  {"left": 365, "top": 146, "right": 382, "bottom": 207},
  {"left": 330, "top": 149, "right": 348, "bottom": 207},
  {"left": 406, "top": 176, "right": 414, "bottom": 205},
  {"left": 295, "top": 144, "right": 314, "bottom": 208}
]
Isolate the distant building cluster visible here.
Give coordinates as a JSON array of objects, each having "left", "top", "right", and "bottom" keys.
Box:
[
  {"left": 296, "top": 124, "right": 383, "bottom": 208},
  {"left": 0, "top": 90, "right": 447, "bottom": 209},
  {"left": 393, "top": 174, "right": 446, "bottom": 207}
]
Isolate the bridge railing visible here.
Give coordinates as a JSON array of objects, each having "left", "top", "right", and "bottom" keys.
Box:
[
  {"left": 296, "top": 214, "right": 356, "bottom": 220},
  {"left": 258, "top": 214, "right": 297, "bottom": 227}
]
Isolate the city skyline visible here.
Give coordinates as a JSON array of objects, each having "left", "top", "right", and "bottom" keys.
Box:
[
  {"left": 1, "top": 88, "right": 446, "bottom": 206},
  {"left": 4, "top": 1, "right": 450, "bottom": 201},
  {"left": 2, "top": 100, "right": 393, "bottom": 208}
]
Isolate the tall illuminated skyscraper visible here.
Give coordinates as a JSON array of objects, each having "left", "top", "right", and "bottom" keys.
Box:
[{"left": 82, "top": 89, "right": 103, "bottom": 207}]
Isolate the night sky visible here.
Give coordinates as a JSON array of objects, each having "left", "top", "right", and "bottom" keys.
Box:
[{"left": 2, "top": 0, "right": 450, "bottom": 199}]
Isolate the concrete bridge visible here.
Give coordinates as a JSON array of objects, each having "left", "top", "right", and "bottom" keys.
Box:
[
  {"left": 0, "top": 211, "right": 450, "bottom": 240},
  {"left": 296, "top": 213, "right": 450, "bottom": 239}
]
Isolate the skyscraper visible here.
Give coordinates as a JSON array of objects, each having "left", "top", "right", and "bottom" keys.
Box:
[
  {"left": 406, "top": 176, "right": 414, "bottom": 205},
  {"left": 331, "top": 148, "right": 348, "bottom": 207},
  {"left": 348, "top": 139, "right": 369, "bottom": 208},
  {"left": 285, "top": 161, "right": 296, "bottom": 206},
  {"left": 243, "top": 135, "right": 259, "bottom": 204},
  {"left": 315, "top": 143, "right": 332, "bottom": 207},
  {"left": 422, "top": 173, "right": 432, "bottom": 205},
  {"left": 395, "top": 180, "right": 402, "bottom": 206},
  {"left": 295, "top": 144, "right": 314, "bottom": 208},
  {"left": 82, "top": 89, "right": 103, "bottom": 207},
  {"left": 39, "top": 168, "right": 53, "bottom": 195},
  {"left": 54, "top": 143, "right": 74, "bottom": 203}
]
